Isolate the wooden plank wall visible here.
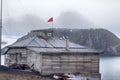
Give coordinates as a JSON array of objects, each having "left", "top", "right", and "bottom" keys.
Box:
[
  {"left": 41, "top": 53, "right": 99, "bottom": 75},
  {"left": 5, "top": 49, "right": 27, "bottom": 66},
  {"left": 26, "top": 50, "right": 42, "bottom": 72}
]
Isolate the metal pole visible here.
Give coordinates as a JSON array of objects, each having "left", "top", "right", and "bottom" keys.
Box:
[
  {"left": 0, "top": 0, "right": 2, "bottom": 65},
  {"left": 52, "top": 21, "right": 53, "bottom": 37}
]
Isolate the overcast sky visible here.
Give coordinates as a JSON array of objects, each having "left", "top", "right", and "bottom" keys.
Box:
[{"left": 1, "top": 0, "right": 120, "bottom": 46}]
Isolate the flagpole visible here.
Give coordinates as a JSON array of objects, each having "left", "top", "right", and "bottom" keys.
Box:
[
  {"left": 0, "top": 0, "right": 2, "bottom": 65},
  {"left": 52, "top": 21, "right": 53, "bottom": 37},
  {"left": 48, "top": 17, "right": 53, "bottom": 37}
]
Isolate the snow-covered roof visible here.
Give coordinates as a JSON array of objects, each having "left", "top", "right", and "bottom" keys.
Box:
[
  {"left": 7, "top": 37, "right": 86, "bottom": 48},
  {"left": 2, "top": 36, "right": 99, "bottom": 54}
]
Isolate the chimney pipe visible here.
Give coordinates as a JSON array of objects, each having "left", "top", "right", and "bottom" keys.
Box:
[{"left": 66, "top": 36, "right": 69, "bottom": 51}]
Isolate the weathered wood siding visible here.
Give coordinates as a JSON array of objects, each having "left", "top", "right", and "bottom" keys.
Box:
[
  {"left": 41, "top": 53, "right": 99, "bottom": 75},
  {"left": 27, "top": 50, "right": 42, "bottom": 72},
  {"left": 5, "top": 49, "right": 42, "bottom": 72},
  {"left": 5, "top": 48, "right": 100, "bottom": 79},
  {"left": 5, "top": 49, "right": 27, "bottom": 66}
]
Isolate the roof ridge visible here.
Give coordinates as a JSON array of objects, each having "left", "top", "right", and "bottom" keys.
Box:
[
  {"left": 23, "top": 37, "right": 36, "bottom": 46},
  {"left": 46, "top": 38, "right": 56, "bottom": 47},
  {"left": 33, "top": 37, "right": 42, "bottom": 47}
]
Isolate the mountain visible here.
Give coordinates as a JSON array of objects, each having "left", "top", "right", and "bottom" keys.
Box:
[
  {"left": 2, "top": 41, "right": 8, "bottom": 45},
  {"left": 18, "top": 28, "right": 120, "bottom": 55},
  {"left": 53, "top": 28, "right": 120, "bottom": 55}
]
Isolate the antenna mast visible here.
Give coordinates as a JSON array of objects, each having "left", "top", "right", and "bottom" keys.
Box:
[{"left": 0, "top": 0, "right": 2, "bottom": 65}]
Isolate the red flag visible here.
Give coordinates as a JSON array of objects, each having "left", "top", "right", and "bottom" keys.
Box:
[{"left": 48, "top": 17, "right": 53, "bottom": 22}]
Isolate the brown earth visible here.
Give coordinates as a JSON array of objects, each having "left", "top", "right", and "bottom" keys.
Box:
[{"left": 0, "top": 71, "right": 51, "bottom": 80}]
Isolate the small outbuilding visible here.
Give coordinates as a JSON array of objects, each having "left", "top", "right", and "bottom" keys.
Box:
[{"left": 2, "top": 29, "right": 101, "bottom": 80}]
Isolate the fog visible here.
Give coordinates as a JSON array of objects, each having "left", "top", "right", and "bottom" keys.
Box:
[{"left": 1, "top": 0, "right": 120, "bottom": 45}]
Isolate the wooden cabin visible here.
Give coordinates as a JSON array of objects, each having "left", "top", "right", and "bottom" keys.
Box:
[{"left": 2, "top": 30, "right": 101, "bottom": 80}]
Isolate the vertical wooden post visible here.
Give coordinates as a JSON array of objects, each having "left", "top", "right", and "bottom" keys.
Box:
[{"left": 15, "top": 53, "right": 18, "bottom": 64}]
